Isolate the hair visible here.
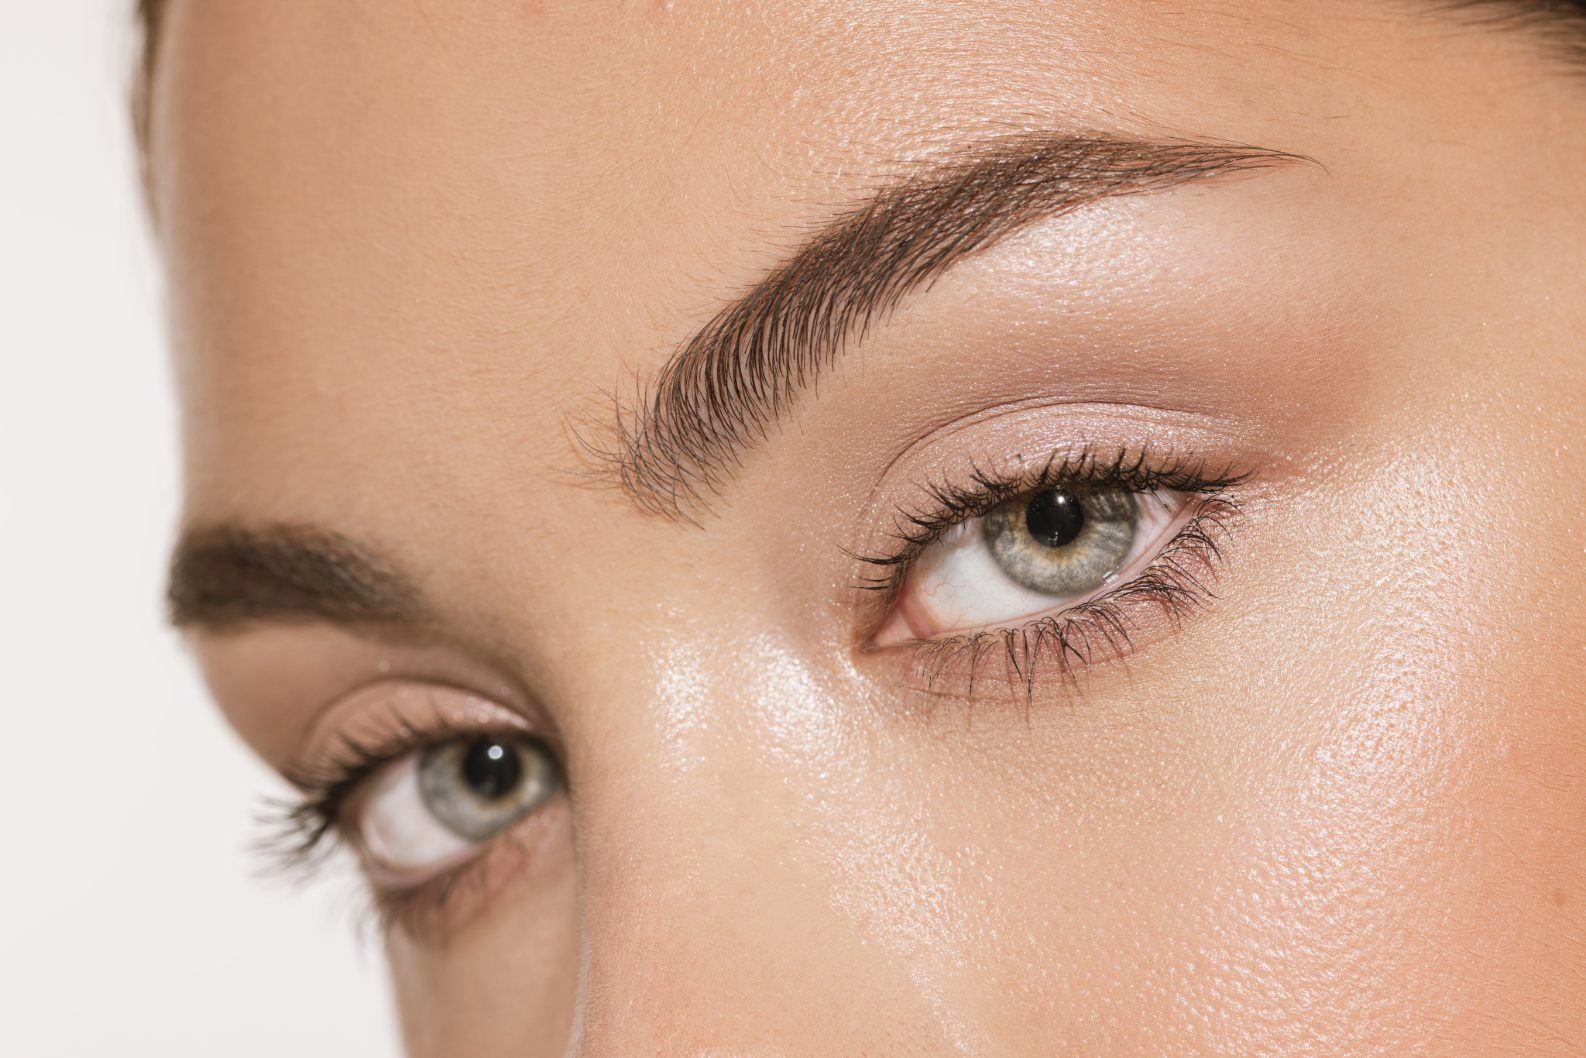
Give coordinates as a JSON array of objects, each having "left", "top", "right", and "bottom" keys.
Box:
[
  {"left": 1439, "top": 1, "right": 1586, "bottom": 65},
  {"left": 131, "top": 0, "right": 164, "bottom": 196}
]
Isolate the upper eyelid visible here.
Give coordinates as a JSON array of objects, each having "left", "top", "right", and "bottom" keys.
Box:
[
  {"left": 900, "top": 447, "right": 1245, "bottom": 533},
  {"left": 294, "top": 714, "right": 548, "bottom": 799},
  {"left": 852, "top": 447, "right": 1248, "bottom": 591},
  {"left": 290, "top": 678, "right": 549, "bottom": 784}
]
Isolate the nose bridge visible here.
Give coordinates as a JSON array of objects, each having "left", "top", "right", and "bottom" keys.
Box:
[
  {"left": 565, "top": 721, "right": 851, "bottom": 1054},
  {"left": 557, "top": 646, "right": 929, "bottom": 1056}
]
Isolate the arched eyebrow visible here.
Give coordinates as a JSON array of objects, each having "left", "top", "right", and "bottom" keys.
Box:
[{"left": 595, "top": 132, "right": 1311, "bottom": 519}]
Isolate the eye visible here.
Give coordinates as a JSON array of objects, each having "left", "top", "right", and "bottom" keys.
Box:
[
  {"left": 873, "top": 484, "right": 1186, "bottom": 644},
  {"left": 353, "top": 733, "right": 560, "bottom": 885}
]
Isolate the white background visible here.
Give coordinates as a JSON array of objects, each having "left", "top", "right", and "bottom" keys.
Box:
[{"left": 1, "top": 3, "right": 399, "bottom": 1054}]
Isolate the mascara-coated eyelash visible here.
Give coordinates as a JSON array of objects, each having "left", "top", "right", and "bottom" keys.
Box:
[{"left": 854, "top": 446, "right": 1248, "bottom": 697}]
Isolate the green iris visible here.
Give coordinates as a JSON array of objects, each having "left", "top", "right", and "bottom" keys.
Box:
[{"left": 982, "top": 486, "right": 1137, "bottom": 595}]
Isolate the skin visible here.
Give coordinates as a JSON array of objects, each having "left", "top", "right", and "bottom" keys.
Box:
[{"left": 149, "top": 0, "right": 1586, "bottom": 1054}]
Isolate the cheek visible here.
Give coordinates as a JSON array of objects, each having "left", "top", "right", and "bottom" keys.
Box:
[
  {"left": 912, "top": 435, "right": 1586, "bottom": 1051},
  {"left": 1155, "top": 438, "right": 1586, "bottom": 1051},
  {"left": 1264, "top": 463, "right": 1586, "bottom": 1045}
]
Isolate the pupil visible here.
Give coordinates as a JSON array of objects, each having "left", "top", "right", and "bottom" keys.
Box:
[
  {"left": 461, "top": 736, "right": 522, "bottom": 800},
  {"left": 1025, "top": 488, "right": 1085, "bottom": 548}
]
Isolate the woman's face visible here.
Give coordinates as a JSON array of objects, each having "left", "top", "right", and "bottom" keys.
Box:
[{"left": 152, "top": 0, "right": 1586, "bottom": 1053}]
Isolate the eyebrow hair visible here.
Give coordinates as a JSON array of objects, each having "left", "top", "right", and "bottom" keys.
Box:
[
  {"left": 168, "top": 524, "right": 430, "bottom": 631},
  {"left": 594, "top": 132, "right": 1308, "bottom": 518}
]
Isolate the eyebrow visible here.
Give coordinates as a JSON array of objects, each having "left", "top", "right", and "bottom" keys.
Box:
[
  {"left": 596, "top": 131, "right": 1309, "bottom": 518},
  {"left": 167, "top": 524, "right": 430, "bottom": 631}
]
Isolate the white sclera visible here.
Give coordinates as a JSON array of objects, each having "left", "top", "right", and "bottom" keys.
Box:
[{"left": 358, "top": 755, "right": 478, "bottom": 878}]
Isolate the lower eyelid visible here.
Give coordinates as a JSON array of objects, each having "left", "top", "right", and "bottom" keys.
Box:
[
  {"left": 871, "top": 493, "right": 1241, "bottom": 699},
  {"left": 371, "top": 797, "right": 570, "bottom": 939}
]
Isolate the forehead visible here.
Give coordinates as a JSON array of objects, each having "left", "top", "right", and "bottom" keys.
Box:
[{"left": 152, "top": 0, "right": 1369, "bottom": 283}]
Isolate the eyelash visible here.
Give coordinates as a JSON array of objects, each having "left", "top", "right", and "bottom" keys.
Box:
[
  {"left": 259, "top": 709, "right": 542, "bottom": 936},
  {"left": 853, "top": 446, "right": 1249, "bottom": 698}
]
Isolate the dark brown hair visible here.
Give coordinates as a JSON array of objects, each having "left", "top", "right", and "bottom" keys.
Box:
[
  {"left": 131, "top": 0, "right": 164, "bottom": 194},
  {"left": 1440, "top": 1, "right": 1586, "bottom": 65}
]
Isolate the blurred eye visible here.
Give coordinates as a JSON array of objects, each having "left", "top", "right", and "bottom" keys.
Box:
[
  {"left": 874, "top": 484, "right": 1186, "bottom": 643},
  {"left": 354, "top": 734, "right": 559, "bottom": 884}
]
